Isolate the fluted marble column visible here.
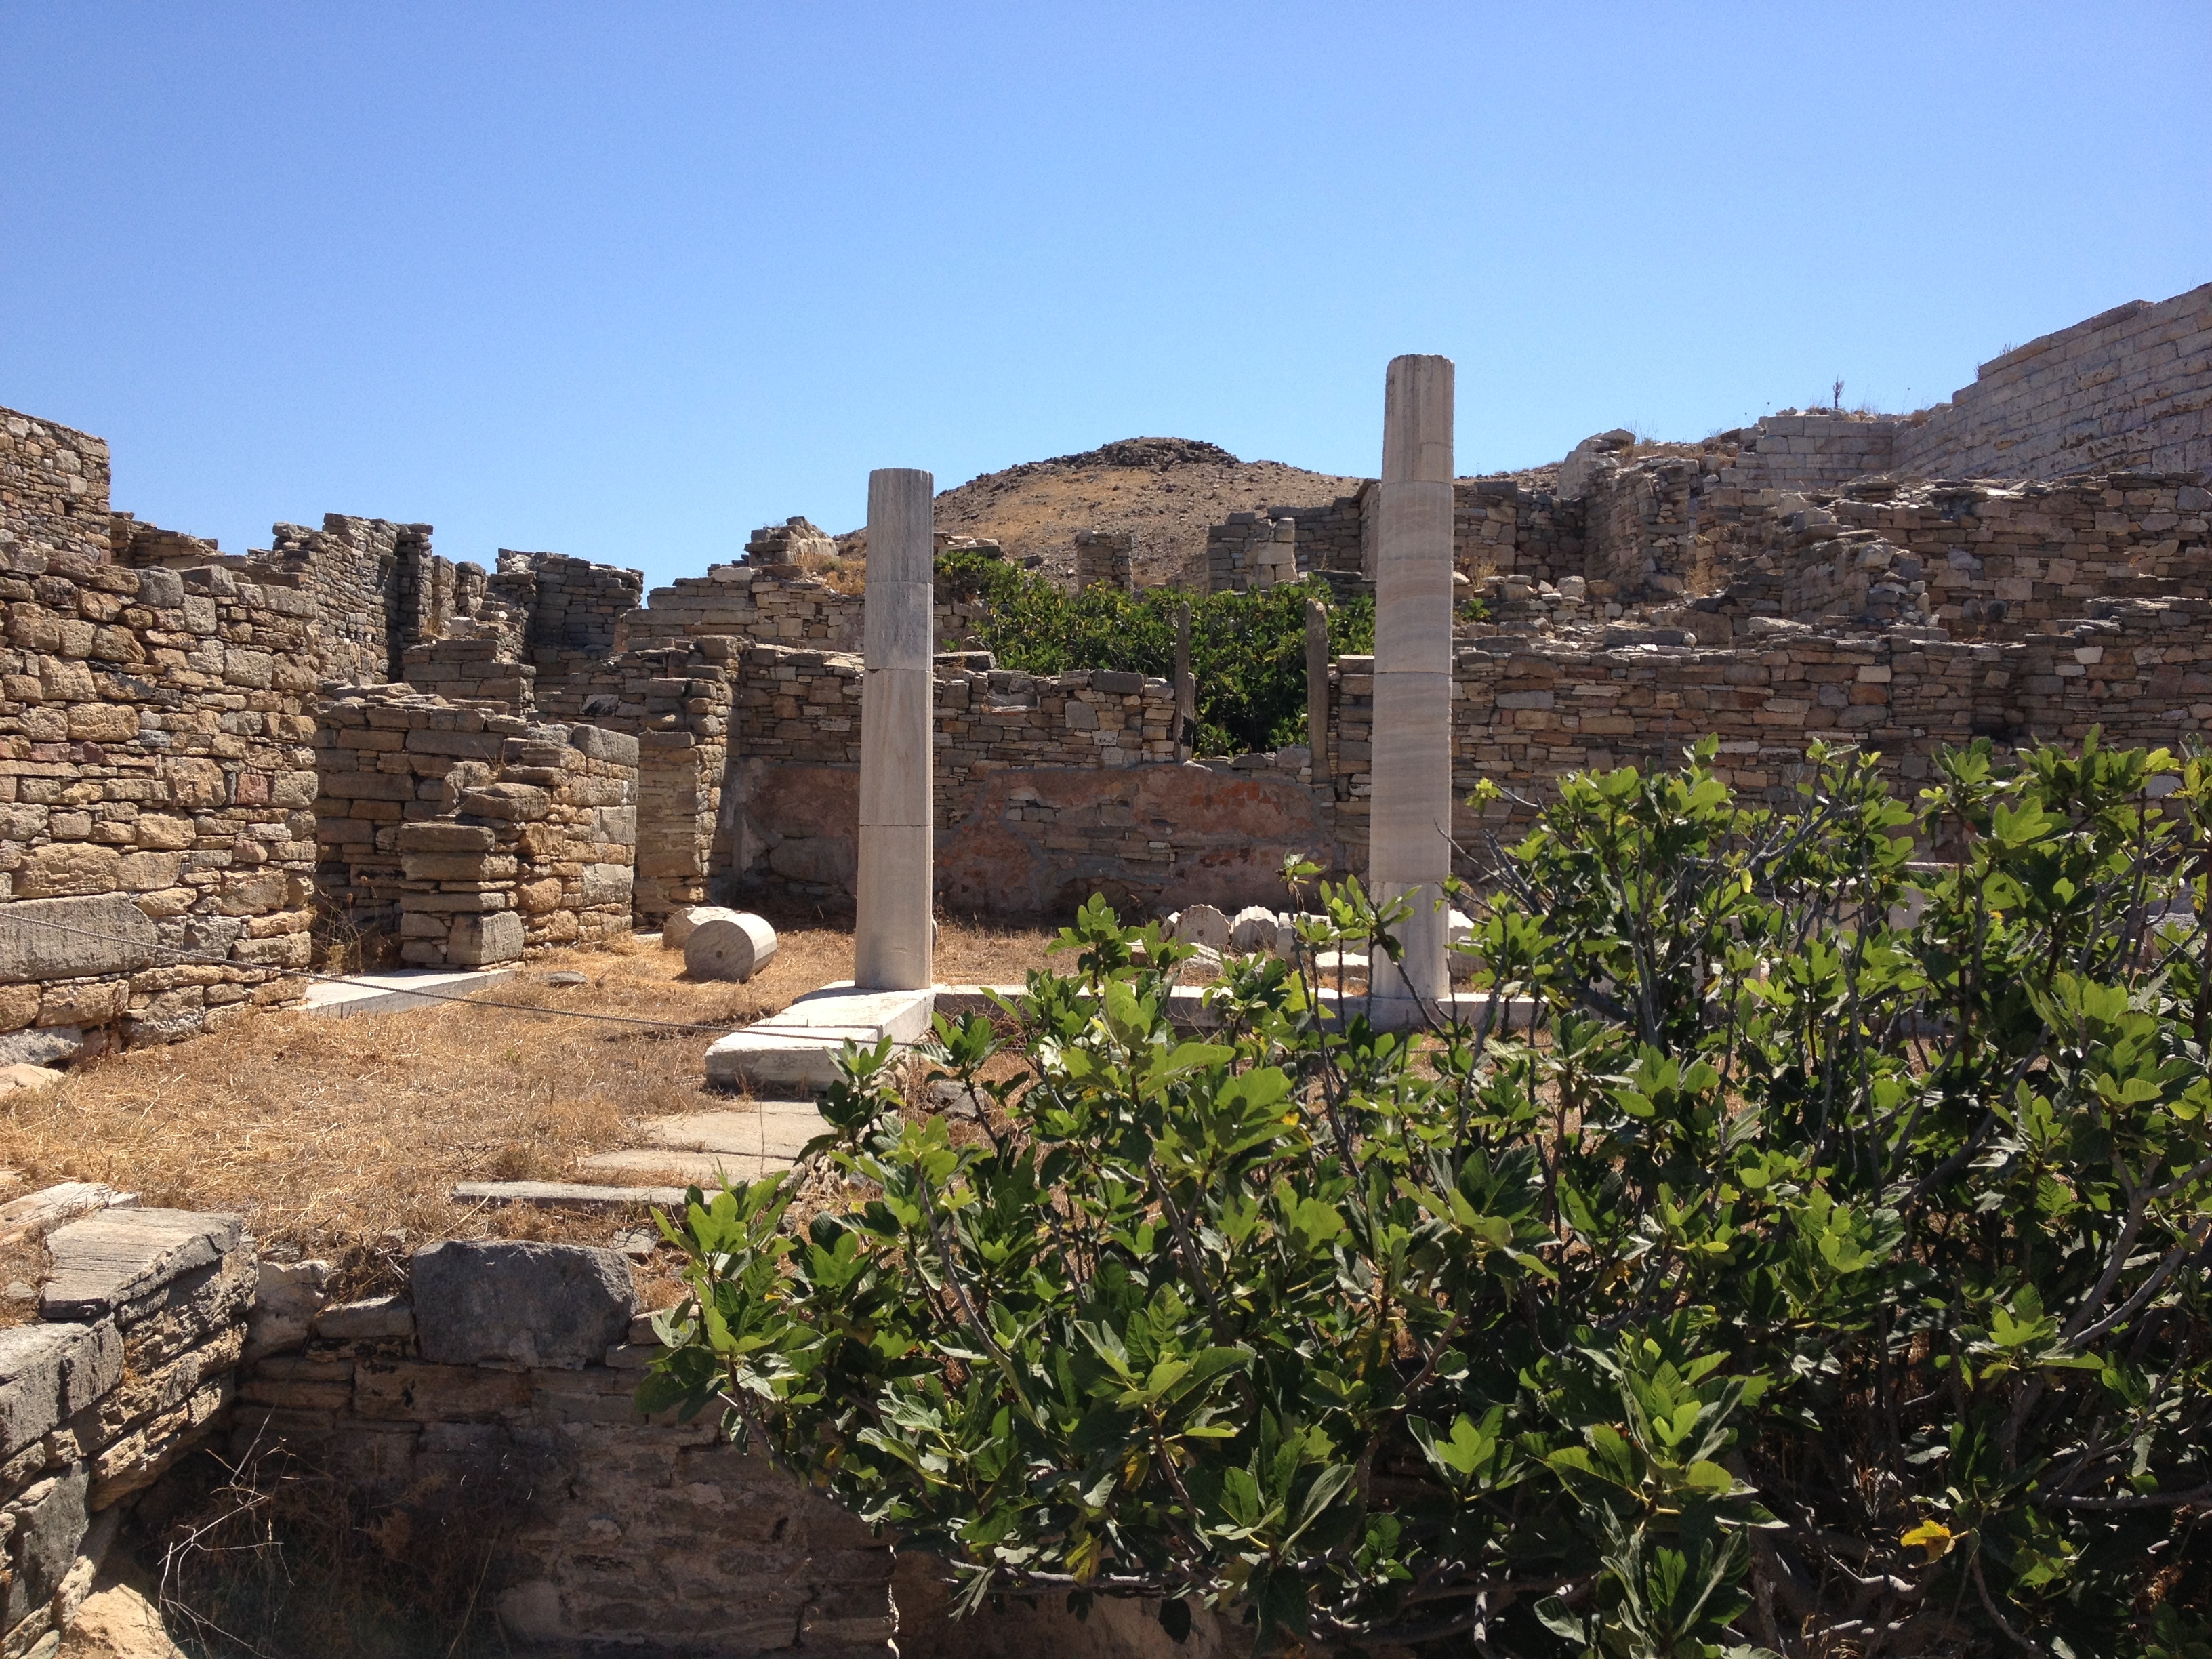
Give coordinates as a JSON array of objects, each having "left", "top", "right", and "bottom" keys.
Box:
[
  {"left": 854, "top": 468, "right": 935, "bottom": 991},
  {"left": 1367, "top": 355, "right": 1454, "bottom": 1023}
]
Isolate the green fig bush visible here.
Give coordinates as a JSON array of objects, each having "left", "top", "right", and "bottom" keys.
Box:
[
  {"left": 934, "top": 549, "right": 1372, "bottom": 757},
  {"left": 643, "top": 734, "right": 2212, "bottom": 1657}
]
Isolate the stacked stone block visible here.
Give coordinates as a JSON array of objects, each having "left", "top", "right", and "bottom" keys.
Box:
[
  {"left": 313, "top": 690, "right": 638, "bottom": 964},
  {"left": 743, "top": 516, "right": 837, "bottom": 567},
  {"left": 400, "top": 631, "right": 538, "bottom": 708},
  {"left": 499, "top": 722, "right": 639, "bottom": 951},
  {"left": 106, "top": 514, "right": 227, "bottom": 571},
  {"left": 554, "top": 644, "right": 731, "bottom": 923},
  {"left": 1721, "top": 414, "right": 1900, "bottom": 493},
  {"left": 1073, "top": 527, "right": 1137, "bottom": 592}
]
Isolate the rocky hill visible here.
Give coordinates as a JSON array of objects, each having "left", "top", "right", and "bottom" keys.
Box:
[{"left": 918, "top": 437, "right": 1366, "bottom": 588}]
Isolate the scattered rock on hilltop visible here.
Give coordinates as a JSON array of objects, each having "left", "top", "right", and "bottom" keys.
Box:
[{"left": 916, "top": 437, "right": 1366, "bottom": 588}]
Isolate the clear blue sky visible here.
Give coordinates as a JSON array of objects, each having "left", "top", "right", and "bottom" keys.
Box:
[{"left": 4, "top": 4, "right": 2208, "bottom": 589}]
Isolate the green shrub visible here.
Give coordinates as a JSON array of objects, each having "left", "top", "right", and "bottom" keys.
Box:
[
  {"left": 644, "top": 734, "right": 2212, "bottom": 1656},
  {"left": 935, "top": 550, "right": 1372, "bottom": 757}
]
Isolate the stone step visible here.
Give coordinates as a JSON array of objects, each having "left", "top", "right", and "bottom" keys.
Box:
[
  {"left": 452, "top": 1181, "right": 689, "bottom": 1210},
  {"left": 702, "top": 1029, "right": 863, "bottom": 1091},
  {"left": 579, "top": 1149, "right": 790, "bottom": 1185},
  {"left": 303, "top": 968, "right": 517, "bottom": 1019},
  {"left": 0, "top": 1181, "right": 138, "bottom": 1246},
  {"left": 703, "top": 985, "right": 935, "bottom": 1090},
  {"left": 636, "top": 1108, "right": 828, "bottom": 1159}
]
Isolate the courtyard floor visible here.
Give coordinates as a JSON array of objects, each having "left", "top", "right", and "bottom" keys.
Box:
[{"left": 0, "top": 914, "right": 1059, "bottom": 1307}]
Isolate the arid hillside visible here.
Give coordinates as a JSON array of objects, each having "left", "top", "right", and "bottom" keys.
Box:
[{"left": 921, "top": 436, "right": 1366, "bottom": 588}]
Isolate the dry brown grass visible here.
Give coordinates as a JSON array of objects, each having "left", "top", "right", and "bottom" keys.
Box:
[{"left": 0, "top": 916, "right": 1056, "bottom": 1303}]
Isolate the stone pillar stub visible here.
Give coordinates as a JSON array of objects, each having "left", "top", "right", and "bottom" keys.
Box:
[
  {"left": 1368, "top": 355, "right": 1454, "bottom": 1021},
  {"left": 855, "top": 468, "right": 935, "bottom": 992}
]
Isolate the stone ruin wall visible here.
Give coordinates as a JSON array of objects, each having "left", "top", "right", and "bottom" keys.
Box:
[
  {"left": 1, "top": 410, "right": 321, "bottom": 1061},
  {"left": 1896, "top": 282, "right": 2212, "bottom": 480},
  {"left": 0, "top": 1194, "right": 938, "bottom": 1659},
  {"left": 723, "top": 644, "right": 1326, "bottom": 917},
  {"left": 311, "top": 690, "right": 639, "bottom": 967},
  {"left": 1718, "top": 283, "right": 2211, "bottom": 490},
  {"left": 556, "top": 642, "right": 734, "bottom": 924},
  {"left": 487, "top": 548, "right": 644, "bottom": 688},
  {"left": 0, "top": 1200, "right": 260, "bottom": 1659}
]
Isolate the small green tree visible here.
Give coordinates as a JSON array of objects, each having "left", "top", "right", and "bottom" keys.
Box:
[
  {"left": 935, "top": 550, "right": 1371, "bottom": 756},
  {"left": 644, "top": 735, "right": 2212, "bottom": 1656}
]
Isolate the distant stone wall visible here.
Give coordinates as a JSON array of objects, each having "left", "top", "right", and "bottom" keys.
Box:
[
  {"left": 486, "top": 550, "right": 644, "bottom": 687},
  {"left": 0, "top": 407, "right": 112, "bottom": 565},
  {"left": 1721, "top": 415, "right": 1900, "bottom": 494},
  {"left": 1696, "top": 473, "right": 2212, "bottom": 641},
  {"left": 312, "top": 689, "right": 638, "bottom": 964},
  {"left": 1207, "top": 491, "right": 1368, "bottom": 593},
  {"left": 1709, "top": 285, "right": 2212, "bottom": 497},
  {"left": 1456, "top": 478, "right": 1583, "bottom": 587},
  {"left": 1208, "top": 480, "right": 1590, "bottom": 598},
  {"left": 616, "top": 564, "right": 863, "bottom": 653},
  {"left": 1896, "top": 283, "right": 2212, "bottom": 480},
  {"left": 722, "top": 644, "right": 1331, "bottom": 915},
  {"left": 1582, "top": 457, "right": 1702, "bottom": 597},
  {"left": 1437, "top": 603, "right": 2212, "bottom": 820},
  {"left": 551, "top": 642, "right": 734, "bottom": 924}
]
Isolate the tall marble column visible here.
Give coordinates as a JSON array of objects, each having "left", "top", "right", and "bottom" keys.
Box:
[
  {"left": 1367, "top": 356, "right": 1454, "bottom": 1023},
  {"left": 854, "top": 468, "right": 935, "bottom": 991}
]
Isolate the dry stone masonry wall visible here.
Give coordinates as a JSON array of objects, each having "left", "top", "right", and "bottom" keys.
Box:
[
  {"left": 0, "top": 437, "right": 320, "bottom": 1056},
  {"left": 312, "top": 689, "right": 639, "bottom": 966},
  {"left": 0, "top": 1196, "right": 255, "bottom": 1659}
]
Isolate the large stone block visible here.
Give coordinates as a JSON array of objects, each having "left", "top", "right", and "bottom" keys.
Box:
[
  {"left": 0, "top": 1025, "right": 89, "bottom": 1068},
  {"left": 394, "top": 821, "right": 498, "bottom": 853},
  {"left": 458, "top": 783, "right": 550, "bottom": 821},
  {"left": 41, "top": 1209, "right": 245, "bottom": 1323},
  {"left": 0, "top": 895, "right": 158, "bottom": 985},
  {"left": 11, "top": 845, "right": 123, "bottom": 901},
  {"left": 0, "top": 1324, "right": 121, "bottom": 1458},
  {"left": 411, "top": 1241, "right": 636, "bottom": 1370},
  {"left": 567, "top": 724, "right": 640, "bottom": 767},
  {"left": 448, "top": 911, "right": 525, "bottom": 966},
  {"left": 579, "top": 863, "right": 632, "bottom": 907},
  {"left": 7, "top": 1464, "right": 88, "bottom": 1632}
]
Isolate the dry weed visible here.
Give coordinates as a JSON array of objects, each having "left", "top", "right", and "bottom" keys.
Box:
[{"left": 0, "top": 916, "right": 1055, "bottom": 1301}]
